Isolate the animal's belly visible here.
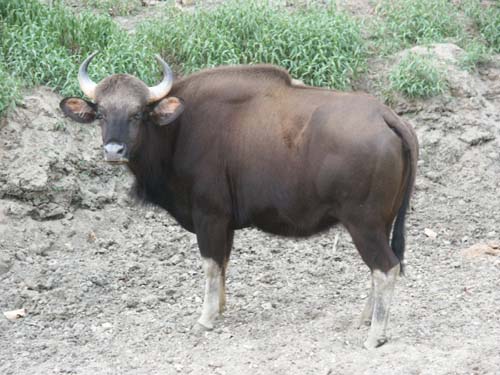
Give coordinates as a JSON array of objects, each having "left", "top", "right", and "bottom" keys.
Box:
[{"left": 249, "top": 207, "right": 339, "bottom": 237}]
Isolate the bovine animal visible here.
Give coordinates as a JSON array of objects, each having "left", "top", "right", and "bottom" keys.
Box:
[{"left": 60, "top": 53, "right": 418, "bottom": 349}]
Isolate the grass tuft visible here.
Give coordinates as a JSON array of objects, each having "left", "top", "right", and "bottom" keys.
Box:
[
  {"left": 459, "top": 40, "right": 492, "bottom": 71},
  {"left": 0, "top": 0, "right": 367, "bottom": 116},
  {"left": 136, "top": 1, "right": 367, "bottom": 89},
  {"left": 0, "top": 60, "right": 22, "bottom": 116},
  {"left": 0, "top": 0, "right": 161, "bottom": 114},
  {"left": 373, "top": 0, "right": 464, "bottom": 54},
  {"left": 389, "top": 52, "right": 448, "bottom": 99},
  {"left": 463, "top": 0, "right": 500, "bottom": 53}
]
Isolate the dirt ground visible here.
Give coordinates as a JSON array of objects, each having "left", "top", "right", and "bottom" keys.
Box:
[{"left": 1, "top": 2, "right": 500, "bottom": 375}]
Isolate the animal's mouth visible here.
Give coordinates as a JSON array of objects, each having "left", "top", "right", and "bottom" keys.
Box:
[{"left": 104, "top": 158, "right": 129, "bottom": 164}]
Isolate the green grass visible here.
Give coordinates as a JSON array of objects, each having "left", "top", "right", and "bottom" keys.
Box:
[
  {"left": 0, "top": 0, "right": 367, "bottom": 116},
  {"left": 372, "top": 0, "right": 465, "bottom": 54},
  {"left": 0, "top": 59, "right": 22, "bottom": 116},
  {"left": 0, "top": 0, "right": 498, "bottom": 117},
  {"left": 0, "top": 0, "right": 161, "bottom": 111},
  {"left": 459, "top": 40, "right": 492, "bottom": 71},
  {"left": 136, "top": 1, "right": 367, "bottom": 89},
  {"left": 463, "top": 0, "right": 500, "bottom": 53},
  {"left": 389, "top": 52, "right": 448, "bottom": 99}
]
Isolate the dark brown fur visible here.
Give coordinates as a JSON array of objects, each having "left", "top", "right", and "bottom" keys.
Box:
[
  {"left": 61, "top": 63, "right": 418, "bottom": 275},
  {"left": 60, "top": 63, "right": 418, "bottom": 346},
  {"left": 127, "top": 66, "right": 418, "bottom": 274}
]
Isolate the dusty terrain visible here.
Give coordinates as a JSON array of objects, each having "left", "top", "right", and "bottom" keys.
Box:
[{"left": 1, "top": 3, "right": 500, "bottom": 375}]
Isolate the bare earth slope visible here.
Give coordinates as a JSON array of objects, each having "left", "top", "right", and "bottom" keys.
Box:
[{"left": 0, "top": 48, "right": 499, "bottom": 374}]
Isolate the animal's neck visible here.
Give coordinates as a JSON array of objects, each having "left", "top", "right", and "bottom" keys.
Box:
[{"left": 128, "top": 121, "right": 176, "bottom": 207}]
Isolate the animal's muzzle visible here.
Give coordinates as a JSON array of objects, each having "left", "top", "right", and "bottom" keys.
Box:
[{"left": 103, "top": 142, "right": 128, "bottom": 163}]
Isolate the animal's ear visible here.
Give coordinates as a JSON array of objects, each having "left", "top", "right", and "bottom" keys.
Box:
[
  {"left": 149, "top": 97, "right": 184, "bottom": 126},
  {"left": 59, "top": 97, "right": 97, "bottom": 123}
]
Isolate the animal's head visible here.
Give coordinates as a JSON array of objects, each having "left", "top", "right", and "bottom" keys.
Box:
[{"left": 59, "top": 52, "right": 184, "bottom": 163}]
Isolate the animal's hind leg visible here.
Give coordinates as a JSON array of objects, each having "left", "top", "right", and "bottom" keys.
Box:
[
  {"left": 356, "top": 223, "right": 393, "bottom": 329},
  {"left": 346, "top": 222, "right": 400, "bottom": 349},
  {"left": 365, "top": 264, "right": 399, "bottom": 349},
  {"left": 357, "top": 277, "right": 374, "bottom": 328}
]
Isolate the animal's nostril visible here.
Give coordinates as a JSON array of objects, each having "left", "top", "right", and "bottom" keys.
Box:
[{"left": 103, "top": 143, "right": 127, "bottom": 161}]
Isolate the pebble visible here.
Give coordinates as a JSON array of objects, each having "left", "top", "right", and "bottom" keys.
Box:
[
  {"left": 141, "top": 294, "right": 159, "bottom": 307},
  {"left": 122, "top": 294, "right": 139, "bottom": 308},
  {"left": 424, "top": 228, "right": 438, "bottom": 239},
  {"left": 0, "top": 256, "right": 12, "bottom": 275},
  {"left": 15, "top": 251, "right": 27, "bottom": 261},
  {"left": 262, "top": 302, "right": 273, "bottom": 310}
]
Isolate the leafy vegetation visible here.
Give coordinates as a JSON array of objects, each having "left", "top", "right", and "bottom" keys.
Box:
[
  {"left": 0, "top": 0, "right": 366, "bottom": 116},
  {"left": 136, "top": 1, "right": 366, "bottom": 89},
  {"left": 0, "top": 60, "right": 21, "bottom": 115},
  {"left": 460, "top": 41, "right": 492, "bottom": 71},
  {"left": 389, "top": 53, "right": 448, "bottom": 99},
  {"left": 372, "top": 0, "right": 465, "bottom": 54},
  {"left": 463, "top": 0, "right": 500, "bottom": 53},
  {"left": 0, "top": 0, "right": 498, "bottom": 116},
  {"left": 0, "top": 0, "right": 160, "bottom": 107}
]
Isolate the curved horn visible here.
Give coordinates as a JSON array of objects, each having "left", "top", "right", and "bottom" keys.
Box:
[
  {"left": 148, "top": 54, "right": 173, "bottom": 103},
  {"left": 78, "top": 51, "right": 98, "bottom": 100}
]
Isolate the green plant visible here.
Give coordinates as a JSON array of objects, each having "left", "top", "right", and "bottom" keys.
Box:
[
  {"left": 459, "top": 40, "right": 491, "bottom": 71},
  {"left": 0, "top": 0, "right": 368, "bottom": 115},
  {"left": 0, "top": 0, "right": 161, "bottom": 114},
  {"left": 136, "top": 0, "right": 367, "bottom": 89},
  {"left": 463, "top": 0, "right": 500, "bottom": 53},
  {"left": 389, "top": 52, "right": 447, "bottom": 99},
  {"left": 0, "top": 60, "right": 22, "bottom": 116},
  {"left": 373, "top": 0, "right": 465, "bottom": 54}
]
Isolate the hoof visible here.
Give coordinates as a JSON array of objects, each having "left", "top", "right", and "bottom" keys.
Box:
[
  {"left": 193, "top": 320, "right": 213, "bottom": 333},
  {"left": 363, "top": 336, "right": 388, "bottom": 349},
  {"left": 356, "top": 319, "right": 372, "bottom": 329}
]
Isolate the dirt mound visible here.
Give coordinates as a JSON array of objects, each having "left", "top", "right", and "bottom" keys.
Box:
[
  {"left": 0, "top": 88, "right": 130, "bottom": 220},
  {"left": 0, "top": 47, "right": 499, "bottom": 374}
]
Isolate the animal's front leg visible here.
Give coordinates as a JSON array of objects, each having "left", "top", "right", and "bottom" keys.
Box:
[
  {"left": 193, "top": 213, "right": 234, "bottom": 330},
  {"left": 197, "top": 257, "right": 224, "bottom": 329}
]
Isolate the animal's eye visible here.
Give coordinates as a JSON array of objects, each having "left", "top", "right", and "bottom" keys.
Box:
[
  {"left": 95, "top": 112, "right": 104, "bottom": 120},
  {"left": 132, "top": 112, "right": 142, "bottom": 120}
]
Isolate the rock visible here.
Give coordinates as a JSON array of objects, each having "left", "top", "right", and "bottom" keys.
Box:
[
  {"left": 0, "top": 255, "right": 12, "bottom": 275},
  {"left": 262, "top": 302, "right": 273, "bottom": 310},
  {"left": 141, "top": 294, "right": 159, "bottom": 307},
  {"left": 122, "top": 294, "right": 139, "bottom": 308},
  {"left": 462, "top": 242, "right": 500, "bottom": 258},
  {"left": 31, "top": 241, "right": 53, "bottom": 256},
  {"left": 167, "top": 253, "right": 183, "bottom": 265},
  {"left": 15, "top": 251, "right": 27, "bottom": 261},
  {"left": 102, "top": 322, "right": 113, "bottom": 331},
  {"left": 3, "top": 308, "right": 27, "bottom": 321},
  {"left": 424, "top": 228, "right": 438, "bottom": 239},
  {"left": 459, "top": 128, "right": 495, "bottom": 146}
]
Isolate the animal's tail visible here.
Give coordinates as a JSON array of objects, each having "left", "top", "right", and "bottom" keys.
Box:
[{"left": 383, "top": 109, "right": 418, "bottom": 275}]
